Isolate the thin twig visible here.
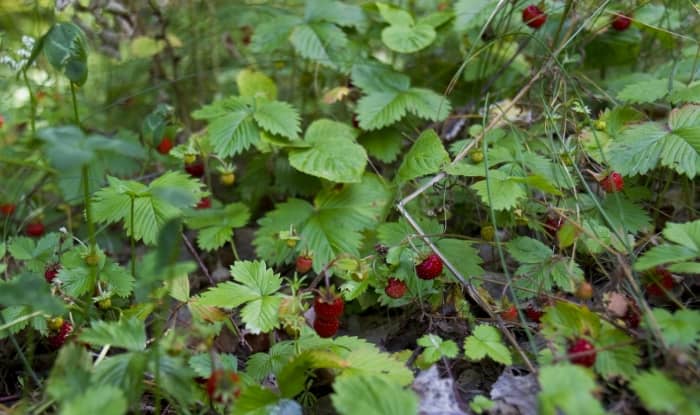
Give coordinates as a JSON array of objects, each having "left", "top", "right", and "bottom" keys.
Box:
[{"left": 182, "top": 232, "right": 214, "bottom": 286}]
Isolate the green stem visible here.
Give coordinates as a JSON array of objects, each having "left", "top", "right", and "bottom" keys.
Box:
[
  {"left": 130, "top": 196, "right": 136, "bottom": 277},
  {"left": 70, "top": 82, "right": 80, "bottom": 128},
  {"left": 22, "top": 70, "right": 36, "bottom": 135}
]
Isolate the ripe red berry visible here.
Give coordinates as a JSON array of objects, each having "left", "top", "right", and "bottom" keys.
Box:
[
  {"left": 196, "top": 197, "right": 211, "bottom": 209},
  {"left": 545, "top": 216, "right": 564, "bottom": 236},
  {"left": 313, "top": 317, "right": 339, "bottom": 338},
  {"left": 501, "top": 305, "right": 518, "bottom": 321},
  {"left": 206, "top": 369, "right": 241, "bottom": 402},
  {"left": 522, "top": 5, "right": 547, "bottom": 29},
  {"left": 575, "top": 281, "right": 594, "bottom": 300},
  {"left": 0, "top": 203, "right": 16, "bottom": 216},
  {"left": 185, "top": 161, "right": 205, "bottom": 178},
  {"left": 385, "top": 278, "right": 408, "bottom": 299},
  {"left": 26, "top": 221, "right": 45, "bottom": 237},
  {"left": 295, "top": 255, "right": 313, "bottom": 274},
  {"left": 48, "top": 321, "right": 73, "bottom": 349},
  {"left": 624, "top": 302, "right": 641, "bottom": 329},
  {"left": 314, "top": 294, "right": 344, "bottom": 319},
  {"left": 157, "top": 137, "right": 173, "bottom": 154},
  {"left": 600, "top": 172, "right": 624, "bottom": 192},
  {"left": 240, "top": 26, "right": 253, "bottom": 46},
  {"left": 611, "top": 13, "right": 632, "bottom": 31},
  {"left": 44, "top": 264, "right": 60, "bottom": 283},
  {"left": 525, "top": 305, "right": 543, "bottom": 323},
  {"left": 415, "top": 253, "right": 443, "bottom": 280},
  {"left": 568, "top": 338, "right": 596, "bottom": 367},
  {"left": 0, "top": 114, "right": 4, "bottom": 128},
  {"left": 645, "top": 267, "right": 674, "bottom": 297}
]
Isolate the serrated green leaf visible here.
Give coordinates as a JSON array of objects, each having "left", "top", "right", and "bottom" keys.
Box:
[
  {"left": 617, "top": 78, "right": 675, "bottom": 103},
  {"left": 382, "top": 24, "right": 435, "bottom": 53},
  {"left": 289, "top": 119, "right": 366, "bottom": 183},
  {"left": 538, "top": 364, "right": 605, "bottom": 415},
  {"left": 436, "top": 238, "right": 484, "bottom": 279},
  {"left": 541, "top": 302, "right": 601, "bottom": 339},
  {"left": 92, "top": 352, "right": 147, "bottom": 403},
  {"left": 594, "top": 323, "right": 640, "bottom": 380},
  {"left": 356, "top": 91, "right": 409, "bottom": 130},
  {"left": 254, "top": 100, "right": 300, "bottom": 139},
  {"left": 237, "top": 69, "right": 277, "bottom": 100},
  {"left": 631, "top": 371, "right": 700, "bottom": 415},
  {"left": 60, "top": 385, "right": 127, "bottom": 415},
  {"left": 464, "top": 325, "right": 511, "bottom": 365},
  {"left": 403, "top": 88, "right": 451, "bottom": 122},
  {"left": 396, "top": 129, "right": 449, "bottom": 183},
  {"left": 42, "top": 22, "right": 89, "bottom": 85},
  {"left": 471, "top": 170, "right": 527, "bottom": 210},
  {"left": 418, "top": 334, "right": 459, "bottom": 364},
  {"left": 646, "top": 308, "right": 700, "bottom": 349},
  {"left": 79, "top": 318, "right": 146, "bottom": 351},
  {"left": 0, "top": 273, "right": 65, "bottom": 315},
  {"left": 189, "top": 353, "right": 238, "bottom": 378},
  {"left": 358, "top": 128, "right": 403, "bottom": 163},
  {"left": 350, "top": 63, "right": 411, "bottom": 93},
  {"left": 376, "top": 3, "right": 414, "bottom": 26},
  {"left": 289, "top": 22, "right": 347, "bottom": 69},
  {"left": 332, "top": 375, "right": 419, "bottom": 415},
  {"left": 634, "top": 220, "right": 699, "bottom": 271}
]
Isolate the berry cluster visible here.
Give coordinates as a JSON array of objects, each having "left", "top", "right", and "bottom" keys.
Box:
[{"left": 313, "top": 290, "right": 344, "bottom": 338}]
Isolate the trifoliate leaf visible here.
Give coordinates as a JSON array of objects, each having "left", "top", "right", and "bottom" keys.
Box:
[
  {"left": 464, "top": 324, "right": 512, "bottom": 365},
  {"left": 418, "top": 334, "right": 459, "bottom": 364},
  {"left": 471, "top": 170, "right": 527, "bottom": 211},
  {"left": 198, "top": 261, "right": 282, "bottom": 333}
]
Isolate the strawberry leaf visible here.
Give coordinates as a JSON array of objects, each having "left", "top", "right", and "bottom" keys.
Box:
[
  {"left": 634, "top": 220, "right": 700, "bottom": 272},
  {"left": 332, "top": 375, "right": 419, "bottom": 415},
  {"left": 78, "top": 318, "right": 147, "bottom": 351},
  {"left": 396, "top": 129, "right": 449, "bottom": 183},
  {"left": 631, "top": 371, "right": 700, "bottom": 415},
  {"left": 464, "top": 324, "right": 512, "bottom": 365},
  {"left": 418, "top": 334, "right": 459, "bottom": 364},
  {"left": 538, "top": 364, "right": 606, "bottom": 415}
]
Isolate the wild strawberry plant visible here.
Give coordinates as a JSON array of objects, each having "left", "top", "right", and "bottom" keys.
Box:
[{"left": 0, "top": 1, "right": 699, "bottom": 414}]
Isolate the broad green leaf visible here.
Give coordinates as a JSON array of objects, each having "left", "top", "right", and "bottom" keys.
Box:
[
  {"left": 436, "top": 238, "right": 484, "bottom": 279},
  {"left": 634, "top": 220, "right": 699, "bottom": 271},
  {"left": 289, "top": 119, "right": 367, "bottom": 183},
  {"left": 254, "top": 100, "right": 301, "bottom": 139},
  {"left": 645, "top": 308, "right": 700, "bottom": 349},
  {"left": 471, "top": 170, "right": 527, "bottom": 211},
  {"left": 358, "top": 128, "right": 403, "bottom": 163},
  {"left": 93, "top": 352, "right": 147, "bottom": 403},
  {"left": 631, "top": 371, "right": 700, "bottom": 415},
  {"left": 594, "top": 323, "right": 640, "bottom": 380},
  {"left": 129, "top": 36, "right": 165, "bottom": 58},
  {"left": 376, "top": 3, "right": 414, "bottom": 26},
  {"left": 289, "top": 22, "right": 347, "bottom": 69},
  {"left": 617, "top": 78, "right": 675, "bottom": 103},
  {"left": 237, "top": 69, "right": 277, "bottom": 100},
  {"left": 332, "top": 375, "right": 419, "bottom": 415},
  {"left": 47, "top": 344, "right": 93, "bottom": 401},
  {"left": 454, "top": 0, "right": 495, "bottom": 30},
  {"left": 79, "top": 318, "right": 147, "bottom": 351},
  {"left": 382, "top": 24, "right": 436, "bottom": 53},
  {"left": 538, "top": 364, "right": 605, "bottom": 415},
  {"left": 356, "top": 91, "right": 409, "bottom": 130},
  {"left": 541, "top": 302, "right": 601, "bottom": 339},
  {"left": 193, "top": 97, "right": 258, "bottom": 156},
  {"left": 42, "top": 22, "right": 89, "bottom": 85},
  {"left": 186, "top": 203, "right": 251, "bottom": 251},
  {"left": 60, "top": 386, "right": 127, "bottom": 415},
  {"left": 305, "top": 0, "right": 366, "bottom": 30},
  {"left": 189, "top": 353, "right": 237, "bottom": 378},
  {"left": 350, "top": 63, "right": 411, "bottom": 93},
  {"left": 0, "top": 273, "right": 64, "bottom": 315},
  {"left": 396, "top": 129, "right": 449, "bottom": 183},
  {"left": 464, "top": 324, "right": 512, "bottom": 365}
]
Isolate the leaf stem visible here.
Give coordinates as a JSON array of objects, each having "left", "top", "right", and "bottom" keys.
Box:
[
  {"left": 22, "top": 70, "right": 36, "bottom": 135},
  {"left": 130, "top": 196, "right": 136, "bottom": 277}
]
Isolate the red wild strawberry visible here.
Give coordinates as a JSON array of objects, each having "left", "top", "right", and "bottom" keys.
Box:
[
  {"left": 196, "top": 197, "right": 211, "bottom": 209},
  {"left": 415, "top": 253, "right": 443, "bottom": 280},
  {"left": 185, "top": 160, "right": 205, "bottom": 178},
  {"left": 26, "top": 221, "right": 45, "bottom": 237},
  {"left": 313, "top": 317, "right": 339, "bottom": 338},
  {"left": 525, "top": 305, "right": 543, "bottom": 323},
  {"left": 44, "top": 264, "right": 60, "bottom": 283},
  {"left": 501, "top": 305, "right": 518, "bottom": 321},
  {"left": 0, "top": 203, "right": 15, "bottom": 216},
  {"left": 385, "top": 278, "right": 407, "bottom": 299},
  {"left": 240, "top": 26, "right": 253, "bottom": 46},
  {"left": 611, "top": 13, "right": 632, "bottom": 31},
  {"left": 157, "top": 137, "right": 173, "bottom": 154},
  {"left": 568, "top": 338, "right": 596, "bottom": 367},
  {"left": 0, "top": 114, "right": 4, "bottom": 128},
  {"left": 522, "top": 5, "right": 547, "bottom": 29},
  {"left": 314, "top": 291, "right": 344, "bottom": 319},
  {"left": 48, "top": 321, "right": 73, "bottom": 349},
  {"left": 645, "top": 267, "right": 674, "bottom": 297},
  {"left": 544, "top": 216, "right": 564, "bottom": 236},
  {"left": 206, "top": 369, "right": 241, "bottom": 402},
  {"left": 600, "top": 172, "right": 624, "bottom": 192},
  {"left": 295, "top": 255, "right": 313, "bottom": 274}
]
